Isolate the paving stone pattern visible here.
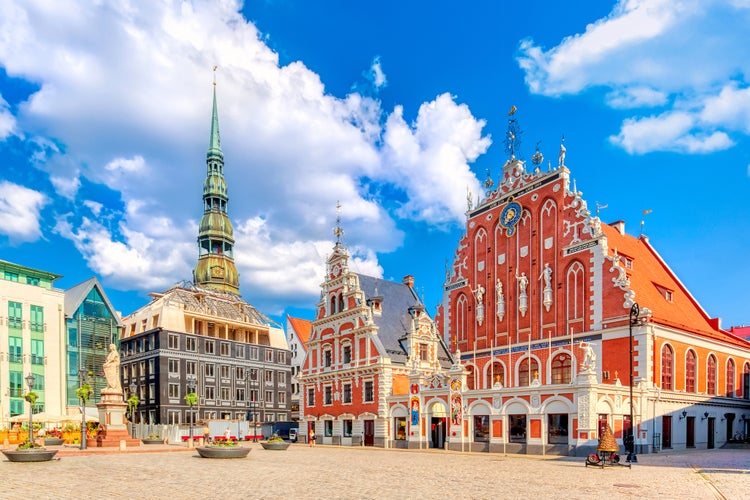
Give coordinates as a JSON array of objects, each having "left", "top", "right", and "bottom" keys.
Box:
[{"left": 1, "top": 443, "right": 748, "bottom": 499}]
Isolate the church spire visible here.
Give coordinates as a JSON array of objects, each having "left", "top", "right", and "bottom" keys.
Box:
[
  {"left": 208, "top": 66, "right": 222, "bottom": 161},
  {"left": 193, "top": 69, "right": 240, "bottom": 295}
]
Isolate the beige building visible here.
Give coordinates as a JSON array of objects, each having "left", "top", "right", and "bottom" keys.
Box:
[{"left": 1, "top": 260, "right": 121, "bottom": 428}]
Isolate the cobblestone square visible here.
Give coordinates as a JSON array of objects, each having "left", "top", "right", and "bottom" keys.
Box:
[{"left": 2, "top": 444, "right": 748, "bottom": 499}]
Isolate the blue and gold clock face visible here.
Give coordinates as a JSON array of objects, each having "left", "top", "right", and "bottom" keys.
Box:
[{"left": 499, "top": 200, "right": 522, "bottom": 237}]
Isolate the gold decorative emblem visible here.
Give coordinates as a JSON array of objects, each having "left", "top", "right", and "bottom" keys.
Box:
[{"left": 211, "top": 265, "right": 225, "bottom": 278}]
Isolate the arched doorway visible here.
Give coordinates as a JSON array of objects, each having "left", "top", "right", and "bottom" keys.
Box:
[{"left": 429, "top": 402, "right": 447, "bottom": 449}]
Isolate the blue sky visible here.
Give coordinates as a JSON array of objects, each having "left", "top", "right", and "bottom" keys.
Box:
[{"left": 1, "top": 0, "right": 749, "bottom": 329}]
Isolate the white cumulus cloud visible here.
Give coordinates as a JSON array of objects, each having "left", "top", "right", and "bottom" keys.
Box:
[
  {"left": 0, "top": 181, "right": 48, "bottom": 243},
  {"left": 517, "top": 0, "right": 750, "bottom": 154},
  {"left": 0, "top": 0, "right": 486, "bottom": 312}
]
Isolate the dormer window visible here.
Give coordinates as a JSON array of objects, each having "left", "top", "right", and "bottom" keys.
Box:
[
  {"left": 620, "top": 254, "right": 633, "bottom": 269},
  {"left": 654, "top": 283, "right": 674, "bottom": 302}
]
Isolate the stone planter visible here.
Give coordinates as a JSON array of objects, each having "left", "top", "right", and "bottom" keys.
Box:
[
  {"left": 141, "top": 438, "right": 163, "bottom": 445},
  {"left": 196, "top": 446, "right": 251, "bottom": 459},
  {"left": 42, "top": 437, "right": 64, "bottom": 446},
  {"left": 2, "top": 449, "right": 59, "bottom": 462},
  {"left": 261, "top": 441, "right": 290, "bottom": 450}
]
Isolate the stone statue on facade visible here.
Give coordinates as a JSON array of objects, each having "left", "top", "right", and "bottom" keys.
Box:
[
  {"left": 495, "top": 279, "right": 505, "bottom": 320},
  {"left": 580, "top": 341, "right": 596, "bottom": 373}
]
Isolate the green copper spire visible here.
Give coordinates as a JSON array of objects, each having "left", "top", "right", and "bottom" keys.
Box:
[
  {"left": 193, "top": 71, "right": 240, "bottom": 295},
  {"left": 208, "top": 74, "right": 223, "bottom": 160}
]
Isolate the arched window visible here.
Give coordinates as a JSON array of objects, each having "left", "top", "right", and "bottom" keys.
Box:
[
  {"left": 551, "top": 353, "right": 571, "bottom": 384},
  {"left": 489, "top": 362, "right": 505, "bottom": 387},
  {"left": 726, "top": 359, "right": 735, "bottom": 397},
  {"left": 661, "top": 344, "right": 673, "bottom": 390},
  {"left": 330, "top": 296, "right": 337, "bottom": 315},
  {"left": 707, "top": 355, "right": 717, "bottom": 395},
  {"left": 686, "top": 350, "right": 697, "bottom": 393},
  {"left": 743, "top": 363, "right": 750, "bottom": 400},
  {"left": 519, "top": 357, "right": 539, "bottom": 387},
  {"left": 338, "top": 294, "right": 345, "bottom": 312},
  {"left": 455, "top": 295, "right": 468, "bottom": 343}
]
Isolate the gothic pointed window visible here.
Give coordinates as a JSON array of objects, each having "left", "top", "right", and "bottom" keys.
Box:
[
  {"left": 661, "top": 344, "right": 673, "bottom": 390},
  {"left": 685, "top": 350, "right": 696, "bottom": 393},
  {"left": 743, "top": 363, "right": 750, "bottom": 400},
  {"left": 455, "top": 294, "right": 468, "bottom": 343},
  {"left": 565, "top": 262, "right": 584, "bottom": 326}
]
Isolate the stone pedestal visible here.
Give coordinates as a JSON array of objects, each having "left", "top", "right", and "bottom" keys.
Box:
[{"left": 96, "top": 389, "right": 140, "bottom": 448}]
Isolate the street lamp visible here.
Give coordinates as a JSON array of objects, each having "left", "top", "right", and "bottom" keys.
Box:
[
  {"left": 627, "top": 302, "right": 639, "bottom": 464},
  {"left": 25, "top": 373, "right": 36, "bottom": 444},
  {"left": 78, "top": 368, "right": 88, "bottom": 450},
  {"left": 128, "top": 382, "right": 138, "bottom": 438},
  {"left": 186, "top": 375, "right": 197, "bottom": 444}
]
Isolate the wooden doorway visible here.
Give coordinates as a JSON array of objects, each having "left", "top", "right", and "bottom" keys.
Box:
[
  {"left": 661, "top": 415, "right": 672, "bottom": 449},
  {"left": 707, "top": 417, "right": 715, "bottom": 449},
  {"left": 686, "top": 416, "right": 695, "bottom": 448},
  {"left": 363, "top": 420, "right": 374, "bottom": 446}
]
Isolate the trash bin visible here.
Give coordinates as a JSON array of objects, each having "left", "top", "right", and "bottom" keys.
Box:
[{"left": 652, "top": 433, "right": 661, "bottom": 453}]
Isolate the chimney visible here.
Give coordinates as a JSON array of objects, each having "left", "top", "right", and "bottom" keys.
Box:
[
  {"left": 610, "top": 220, "right": 625, "bottom": 236},
  {"left": 402, "top": 275, "right": 415, "bottom": 288}
]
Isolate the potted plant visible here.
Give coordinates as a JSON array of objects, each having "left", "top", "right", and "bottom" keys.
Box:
[
  {"left": 1, "top": 390, "right": 58, "bottom": 462},
  {"left": 261, "top": 433, "right": 291, "bottom": 451},
  {"left": 142, "top": 432, "right": 163, "bottom": 444},
  {"left": 196, "top": 437, "right": 251, "bottom": 459},
  {"left": 42, "top": 427, "right": 64, "bottom": 446}
]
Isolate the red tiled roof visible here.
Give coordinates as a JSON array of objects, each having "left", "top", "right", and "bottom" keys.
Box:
[
  {"left": 287, "top": 315, "right": 312, "bottom": 344},
  {"left": 601, "top": 223, "right": 750, "bottom": 349}
]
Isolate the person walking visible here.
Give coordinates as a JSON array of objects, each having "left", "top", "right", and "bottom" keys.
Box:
[{"left": 309, "top": 428, "right": 315, "bottom": 447}]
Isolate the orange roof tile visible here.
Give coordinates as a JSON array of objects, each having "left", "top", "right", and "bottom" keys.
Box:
[
  {"left": 601, "top": 223, "right": 750, "bottom": 349},
  {"left": 287, "top": 315, "right": 312, "bottom": 344}
]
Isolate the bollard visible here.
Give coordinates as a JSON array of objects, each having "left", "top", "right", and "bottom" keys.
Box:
[{"left": 120, "top": 440, "right": 127, "bottom": 451}]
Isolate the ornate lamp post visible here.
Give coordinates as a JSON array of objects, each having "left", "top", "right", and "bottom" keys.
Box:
[
  {"left": 627, "top": 302, "right": 639, "bottom": 464},
  {"left": 78, "top": 368, "right": 89, "bottom": 450},
  {"left": 185, "top": 375, "right": 197, "bottom": 445},
  {"left": 25, "top": 373, "right": 36, "bottom": 444}
]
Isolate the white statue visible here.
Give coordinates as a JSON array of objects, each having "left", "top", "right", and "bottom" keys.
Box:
[
  {"left": 581, "top": 341, "right": 596, "bottom": 372},
  {"left": 539, "top": 263, "right": 552, "bottom": 290},
  {"left": 474, "top": 284, "right": 485, "bottom": 325},
  {"left": 474, "top": 284, "right": 485, "bottom": 303},
  {"left": 516, "top": 272, "right": 528, "bottom": 294},
  {"left": 495, "top": 279, "right": 505, "bottom": 320},
  {"left": 558, "top": 139, "right": 566, "bottom": 168},
  {"left": 103, "top": 343, "right": 122, "bottom": 392}
]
